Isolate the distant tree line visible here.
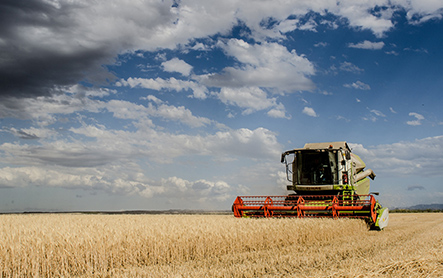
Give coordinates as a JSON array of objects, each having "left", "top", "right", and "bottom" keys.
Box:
[{"left": 390, "top": 209, "right": 443, "bottom": 213}]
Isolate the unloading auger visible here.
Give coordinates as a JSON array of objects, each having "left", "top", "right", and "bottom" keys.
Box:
[{"left": 232, "top": 142, "right": 389, "bottom": 230}]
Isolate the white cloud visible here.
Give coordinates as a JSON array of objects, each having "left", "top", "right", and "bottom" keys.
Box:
[
  {"left": 350, "top": 135, "right": 443, "bottom": 176},
  {"left": 117, "top": 77, "right": 208, "bottom": 99},
  {"left": 206, "top": 127, "right": 282, "bottom": 161},
  {"left": 155, "top": 103, "right": 212, "bottom": 127},
  {"left": 385, "top": 50, "right": 399, "bottom": 56},
  {"left": 1, "top": 123, "right": 281, "bottom": 167},
  {"left": 0, "top": 89, "right": 104, "bottom": 126},
  {"left": 344, "top": 81, "right": 371, "bottom": 90},
  {"left": 198, "top": 39, "right": 315, "bottom": 92},
  {"left": 105, "top": 99, "right": 211, "bottom": 128},
  {"left": 276, "top": 19, "right": 299, "bottom": 33},
  {"left": 276, "top": 17, "right": 318, "bottom": 33},
  {"left": 191, "top": 42, "right": 211, "bottom": 51},
  {"left": 0, "top": 165, "right": 233, "bottom": 203},
  {"left": 158, "top": 177, "right": 232, "bottom": 202},
  {"left": 370, "top": 109, "right": 386, "bottom": 118},
  {"left": 363, "top": 108, "right": 386, "bottom": 122},
  {"left": 0, "top": 121, "right": 281, "bottom": 202},
  {"left": 232, "top": 0, "right": 399, "bottom": 38},
  {"left": 64, "top": 85, "right": 117, "bottom": 98},
  {"left": 299, "top": 17, "right": 318, "bottom": 31},
  {"left": 4, "top": 0, "right": 443, "bottom": 98},
  {"left": 161, "top": 58, "right": 193, "bottom": 76},
  {"left": 404, "top": 47, "right": 429, "bottom": 54},
  {"left": 0, "top": 164, "right": 163, "bottom": 196},
  {"left": 267, "top": 103, "right": 290, "bottom": 119},
  {"left": 340, "top": 62, "right": 364, "bottom": 73},
  {"left": 302, "top": 107, "right": 318, "bottom": 117},
  {"left": 0, "top": 91, "right": 211, "bottom": 131},
  {"left": 406, "top": 112, "right": 425, "bottom": 126},
  {"left": 348, "top": 40, "right": 385, "bottom": 50},
  {"left": 142, "top": 95, "right": 163, "bottom": 104},
  {"left": 314, "top": 42, "right": 328, "bottom": 47},
  {"left": 217, "top": 87, "right": 285, "bottom": 116},
  {"left": 399, "top": 0, "right": 443, "bottom": 23},
  {"left": 333, "top": 4, "right": 395, "bottom": 37}
]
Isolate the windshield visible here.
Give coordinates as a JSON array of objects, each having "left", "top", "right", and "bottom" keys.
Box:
[{"left": 295, "top": 151, "right": 335, "bottom": 185}]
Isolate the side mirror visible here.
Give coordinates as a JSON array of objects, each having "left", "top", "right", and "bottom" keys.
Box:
[{"left": 281, "top": 154, "right": 286, "bottom": 163}]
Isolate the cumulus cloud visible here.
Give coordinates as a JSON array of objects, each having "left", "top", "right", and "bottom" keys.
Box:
[
  {"left": 218, "top": 87, "right": 273, "bottom": 112},
  {"left": 205, "top": 127, "right": 282, "bottom": 161},
  {"left": 198, "top": 39, "right": 315, "bottom": 92},
  {"left": 0, "top": 122, "right": 281, "bottom": 201},
  {"left": 158, "top": 177, "right": 232, "bottom": 202},
  {"left": 402, "top": 0, "right": 443, "bottom": 23},
  {"left": 217, "top": 87, "right": 287, "bottom": 117},
  {"left": 276, "top": 17, "right": 318, "bottom": 33},
  {"left": 161, "top": 58, "right": 193, "bottom": 76},
  {"left": 0, "top": 165, "right": 233, "bottom": 203},
  {"left": 105, "top": 99, "right": 211, "bottom": 128},
  {"left": 276, "top": 18, "right": 300, "bottom": 33},
  {"left": 2, "top": 0, "right": 442, "bottom": 98},
  {"left": 0, "top": 164, "right": 165, "bottom": 197},
  {"left": 350, "top": 135, "right": 443, "bottom": 176},
  {"left": 267, "top": 103, "right": 290, "bottom": 119},
  {"left": 348, "top": 40, "right": 385, "bottom": 50},
  {"left": 0, "top": 0, "right": 174, "bottom": 97},
  {"left": 1, "top": 123, "right": 281, "bottom": 168},
  {"left": 0, "top": 89, "right": 210, "bottom": 128},
  {"left": 233, "top": 0, "right": 398, "bottom": 38},
  {"left": 406, "top": 112, "right": 425, "bottom": 126},
  {"left": 0, "top": 87, "right": 106, "bottom": 126},
  {"left": 302, "top": 107, "right": 318, "bottom": 117},
  {"left": 117, "top": 77, "right": 208, "bottom": 99}
]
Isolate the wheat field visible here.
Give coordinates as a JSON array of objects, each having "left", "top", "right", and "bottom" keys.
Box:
[{"left": 0, "top": 213, "right": 442, "bottom": 277}]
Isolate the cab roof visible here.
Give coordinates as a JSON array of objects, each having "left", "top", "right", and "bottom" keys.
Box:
[
  {"left": 281, "top": 141, "right": 351, "bottom": 162},
  {"left": 302, "top": 141, "right": 350, "bottom": 151}
]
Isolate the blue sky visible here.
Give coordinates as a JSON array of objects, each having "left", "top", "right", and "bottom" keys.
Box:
[{"left": 1, "top": 0, "right": 442, "bottom": 212}]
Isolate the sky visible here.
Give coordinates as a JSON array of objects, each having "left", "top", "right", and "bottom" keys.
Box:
[{"left": 1, "top": 0, "right": 443, "bottom": 212}]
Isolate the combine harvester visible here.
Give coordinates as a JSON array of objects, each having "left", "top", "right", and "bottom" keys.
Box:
[{"left": 233, "top": 142, "right": 389, "bottom": 230}]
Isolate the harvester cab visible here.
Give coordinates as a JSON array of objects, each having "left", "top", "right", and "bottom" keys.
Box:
[
  {"left": 281, "top": 142, "right": 375, "bottom": 197},
  {"left": 232, "top": 141, "right": 389, "bottom": 230}
]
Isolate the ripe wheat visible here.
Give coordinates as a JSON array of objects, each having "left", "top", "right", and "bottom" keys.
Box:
[{"left": 0, "top": 213, "right": 442, "bottom": 277}]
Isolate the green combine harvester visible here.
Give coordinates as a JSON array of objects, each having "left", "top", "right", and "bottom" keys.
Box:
[{"left": 232, "top": 141, "right": 389, "bottom": 230}]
